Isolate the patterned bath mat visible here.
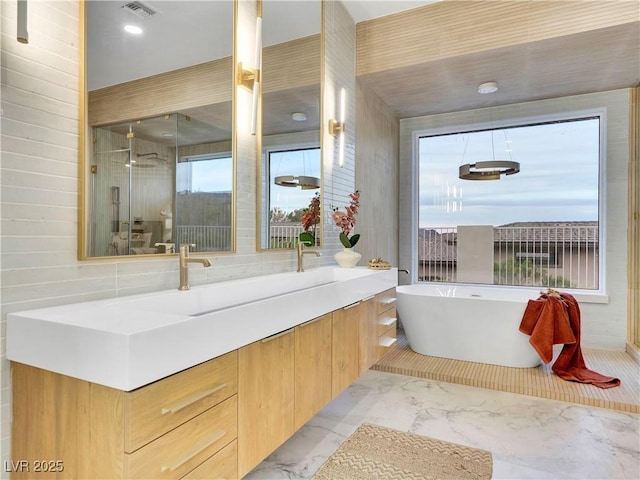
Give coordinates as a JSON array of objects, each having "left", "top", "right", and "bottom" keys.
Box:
[{"left": 312, "top": 423, "right": 493, "bottom": 479}]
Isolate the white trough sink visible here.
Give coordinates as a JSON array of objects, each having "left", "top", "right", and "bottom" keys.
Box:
[
  {"left": 113, "top": 265, "right": 374, "bottom": 317},
  {"left": 7, "top": 266, "right": 397, "bottom": 391}
]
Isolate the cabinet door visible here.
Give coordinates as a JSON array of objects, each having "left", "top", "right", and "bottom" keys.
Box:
[
  {"left": 331, "top": 302, "right": 360, "bottom": 399},
  {"left": 238, "top": 329, "right": 295, "bottom": 478},
  {"left": 358, "top": 295, "right": 378, "bottom": 374},
  {"left": 294, "top": 313, "right": 332, "bottom": 430}
]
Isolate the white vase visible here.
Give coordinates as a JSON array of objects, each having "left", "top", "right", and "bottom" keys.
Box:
[{"left": 334, "top": 247, "right": 362, "bottom": 268}]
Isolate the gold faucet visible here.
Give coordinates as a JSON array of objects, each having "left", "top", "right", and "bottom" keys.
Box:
[
  {"left": 179, "top": 243, "right": 212, "bottom": 290},
  {"left": 297, "top": 242, "right": 320, "bottom": 272}
]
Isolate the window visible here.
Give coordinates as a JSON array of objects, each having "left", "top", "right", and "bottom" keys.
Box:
[
  {"left": 416, "top": 115, "right": 601, "bottom": 290},
  {"left": 177, "top": 153, "right": 232, "bottom": 193},
  {"left": 175, "top": 153, "right": 233, "bottom": 251}
]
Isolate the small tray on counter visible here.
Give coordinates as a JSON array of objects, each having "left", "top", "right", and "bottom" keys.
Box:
[{"left": 368, "top": 258, "right": 392, "bottom": 270}]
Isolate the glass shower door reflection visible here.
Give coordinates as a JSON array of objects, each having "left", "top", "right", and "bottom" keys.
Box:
[{"left": 90, "top": 114, "right": 177, "bottom": 256}]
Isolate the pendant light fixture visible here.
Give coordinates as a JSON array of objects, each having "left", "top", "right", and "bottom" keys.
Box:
[
  {"left": 274, "top": 175, "right": 320, "bottom": 189},
  {"left": 273, "top": 147, "right": 320, "bottom": 190},
  {"left": 458, "top": 128, "right": 520, "bottom": 181}
]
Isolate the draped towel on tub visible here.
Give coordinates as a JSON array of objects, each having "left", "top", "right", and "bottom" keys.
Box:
[{"left": 519, "top": 292, "right": 620, "bottom": 389}]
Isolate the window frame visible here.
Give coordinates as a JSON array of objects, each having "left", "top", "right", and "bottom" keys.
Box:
[{"left": 411, "top": 109, "right": 607, "bottom": 295}]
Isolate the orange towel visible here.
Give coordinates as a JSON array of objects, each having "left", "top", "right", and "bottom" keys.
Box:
[
  {"left": 519, "top": 294, "right": 576, "bottom": 364},
  {"left": 551, "top": 293, "right": 620, "bottom": 389},
  {"left": 520, "top": 292, "right": 620, "bottom": 389}
]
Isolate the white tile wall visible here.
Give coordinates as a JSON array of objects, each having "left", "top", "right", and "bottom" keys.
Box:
[
  {"left": 0, "top": 0, "right": 356, "bottom": 473},
  {"left": 323, "top": 0, "right": 357, "bottom": 252},
  {"left": 399, "top": 89, "right": 632, "bottom": 351},
  {"left": 355, "top": 79, "right": 399, "bottom": 266},
  {"left": 1, "top": 0, "right": 84, "bottom": 468}
]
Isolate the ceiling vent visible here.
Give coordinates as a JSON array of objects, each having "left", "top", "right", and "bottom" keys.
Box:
[{"left": 121, "top": 1, "right": 156, "bottom": 19}]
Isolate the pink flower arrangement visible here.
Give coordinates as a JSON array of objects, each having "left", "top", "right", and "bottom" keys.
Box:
[{"left": 332, "top": 190, "right": 361, "bottom": 248}]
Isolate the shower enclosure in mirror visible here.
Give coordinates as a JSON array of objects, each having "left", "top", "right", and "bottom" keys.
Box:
[
  {"left": 258, "top": 0, "right": 322, "bottom": 250},
  {"left": 81, "top": 0, "right": 234, "bottom": 258},
  {"left": 90, "top": 111, "right": 233, "bottom": 256}
]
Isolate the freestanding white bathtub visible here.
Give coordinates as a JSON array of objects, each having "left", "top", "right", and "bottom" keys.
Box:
[{"left": 396, "top": 284, "right": 542, "bottom": 368}]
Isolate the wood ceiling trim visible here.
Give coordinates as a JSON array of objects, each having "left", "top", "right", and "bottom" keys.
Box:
[
  {"left": 356, "top": 0, "right": 640, "bottom": 76},
  {"left": 357, "top": 23, "right": 640, "bottom": 118}
]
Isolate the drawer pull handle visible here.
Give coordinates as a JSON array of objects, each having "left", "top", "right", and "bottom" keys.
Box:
[
  {"left": 343, "top": 301, "right": 361, "bottom": 311},
  {"left": 261, "top": 328, "right": 293, "bottom": 343},
  {"left": 379, "top": 317, "right": 397, "bottom": 327},
  {"left": 161, "top": 383, "right": 227, "bottom": 415},
  {"left": 362, "top": 295, "right": 375, "bottom": 302},
  {"left": 380, "top": 298, "right": 397, "bottom": 305},
  {"left": 299, "top": 316, "right": 323, "bottom": 328},
  {"left": 160, "top": 429, "right": 226, "bottom": 473}
]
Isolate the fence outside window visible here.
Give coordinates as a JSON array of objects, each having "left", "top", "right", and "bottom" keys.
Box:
[
  {"left": 174, "top": 225, "right": 232, "bottom": 252},
  {"left": 418, "top": 222, "right": 599, "bottom": 289},
  {"left": 267, "top": 223, "right": 318, "bottom": 249}
]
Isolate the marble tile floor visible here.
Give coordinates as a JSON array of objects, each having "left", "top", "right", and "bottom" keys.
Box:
[{"left": 244, "top": 370, "right": 640, "bottom": 480}]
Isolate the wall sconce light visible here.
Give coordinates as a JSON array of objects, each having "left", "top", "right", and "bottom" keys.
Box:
[
  {"left": 329, "top": 88, "right": 346, "bottom": 166},
  {"left": 17, "top": 0, "right": 29, "bottom": 44},
  {"left": 237, "top": 62, "right": 260, "bottom": 90},
  {"left": 238, "top": 2, "right": 262, "bottom": 135}
]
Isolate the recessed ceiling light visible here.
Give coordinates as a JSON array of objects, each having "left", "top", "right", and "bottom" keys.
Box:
[
  {"left": 478, "top": 81, "right": 498, "bottom": 94},
  {"left": 124, "top": 25, "right": 143, "bottom": 35},
  {"left": 291, "top": 112, "right": 307, "bottom": 121}
]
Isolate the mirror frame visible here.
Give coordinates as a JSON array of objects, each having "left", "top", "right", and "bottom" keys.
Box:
[
  {"left": 255, "top": 0, "right": 324, "bottom": 252},
  {"left": 78, "top": 0, "right": 237, "bottom": 260}
]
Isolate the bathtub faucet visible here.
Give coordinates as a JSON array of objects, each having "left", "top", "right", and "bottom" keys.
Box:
[{"left": 178, "top": 243, "right": 212, "bottom": 291}]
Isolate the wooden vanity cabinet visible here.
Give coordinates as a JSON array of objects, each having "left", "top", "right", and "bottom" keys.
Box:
[
  {"left": 11, "top": 351, "right": 239, "bottom": 480},
  {"left": 331, "top": 302, "right": 361, "bottom": 398},
  {"left": 238, "top": 329, "right": 295, "bottom": 478},
  {"left": 11, "top": 284, "right": 396, "bottom": 480},
  {"left": 294, "top": 313, "right": 332, "bottom": 430}
]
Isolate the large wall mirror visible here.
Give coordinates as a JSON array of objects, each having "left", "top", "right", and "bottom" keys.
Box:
[
  {"left": 81, "top": 0, "right": 234, "bottom": 258},
  {"left": 258, "top": 0, "right": 322, "bottom": 250}
]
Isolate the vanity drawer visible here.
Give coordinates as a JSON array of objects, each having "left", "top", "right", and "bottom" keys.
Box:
[
  {"left": 124, "top": 350, "right": 238, "bottom": 452},
  {"left": 125, "top": 395, "right": 238, "bottom": 480},
  {"left": 375, "top": 288, "right": 397, "bottom": 315},
  {"left": 377, "top": 307, "right": 397, "bottom": 336},
  {"left": 182, "top": 439, "right": 237, "bottom": 480}
]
